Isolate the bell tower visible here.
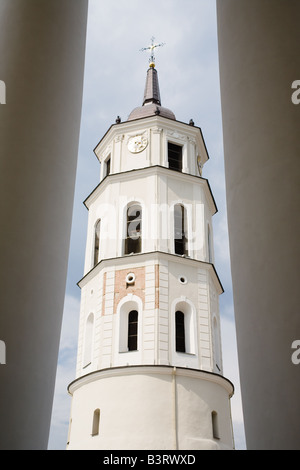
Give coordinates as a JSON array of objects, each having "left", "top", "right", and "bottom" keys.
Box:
[{"left": 67, "top": 47, "right": 234, "bottom": 450}]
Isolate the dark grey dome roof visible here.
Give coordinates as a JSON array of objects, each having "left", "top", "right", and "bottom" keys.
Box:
[{"left": 128, "top": 103, "right": 176, "bottom": 121}]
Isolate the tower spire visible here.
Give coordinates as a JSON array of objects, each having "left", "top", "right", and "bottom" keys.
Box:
[
  {"left": 128, "top": 38, "right": 175, "bottom": 121},
  {"left": 143, "top": 67, "right": 161, "bottom": 106}
]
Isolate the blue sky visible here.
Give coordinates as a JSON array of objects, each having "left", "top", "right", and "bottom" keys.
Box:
[{"left": 48, "top": 0, "right": 246, "bottom": 450}]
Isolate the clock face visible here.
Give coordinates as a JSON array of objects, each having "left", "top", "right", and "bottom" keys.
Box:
[{"left": 128, "top": 135, "right": 148, "bottom": 153}]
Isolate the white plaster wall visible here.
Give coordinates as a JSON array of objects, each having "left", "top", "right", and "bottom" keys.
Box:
[
  {"left": 67, "top": 367, "right": 234, "bottom": 450},
  {"left": 84, "top": 169, "right": 215, "bottom": 275},
  {"left": 94, "top": 117, "right": 209, "bottom": 179},
  {"left": 76, "top": 255, "right": 222, "bottom": 378}
]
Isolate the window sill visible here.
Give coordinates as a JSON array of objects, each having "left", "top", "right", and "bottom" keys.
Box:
[
  {"left": 175, "top": 351, "right": 196, "bottom": 356},
  {"left": 119, "top": 349, "right": 139, "bottom": 354}
]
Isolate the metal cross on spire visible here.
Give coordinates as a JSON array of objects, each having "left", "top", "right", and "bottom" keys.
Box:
[{"left": 140, "top": 36, "right": 165, "bottom": 68}]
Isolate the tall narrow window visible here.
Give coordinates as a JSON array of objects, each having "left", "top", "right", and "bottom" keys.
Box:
[
  {"left": 106, "top": 157, "right": 111, "bottom": 176},
  {"left": 175, "top": 311, "right": 186, "bottom": 353},
  {"left": 168, "top": 142, "right": 182, "bottom": 172},
  {"left": 212, "top": 411, "right": 220, "bottom": 439},
  {"left": 118, "top": 297, "right": 142, "bottom": 354},
  {"left": 124, "top": 204, "right": 142, "bottom": 255},
  {"left": 174, "top": 204, "right": 188, "bottom": 255},
  {"left": 128, "top": 310, "right": 138, "bottom": 351},
  {"left": 92, "top": 409, "right": 100, "bottom": 436},
  {"left": 94, "top": 220, "right": 100, "bottom": 266}
]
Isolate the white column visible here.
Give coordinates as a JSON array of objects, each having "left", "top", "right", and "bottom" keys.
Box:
[
  {"left": 0, "top": 0, "right": 88, "bottom": 449},
  {"left": 217, "top": 0, "right": 300, "bottom": 450}
]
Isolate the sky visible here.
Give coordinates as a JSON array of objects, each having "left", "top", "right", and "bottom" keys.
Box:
[{"left": 48, "top": 0, "right": 246, "bottom": 450}]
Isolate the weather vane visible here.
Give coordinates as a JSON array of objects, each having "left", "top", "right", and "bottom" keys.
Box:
[{"left": 140, "top": 36, "right": 165, "bottom": 68}]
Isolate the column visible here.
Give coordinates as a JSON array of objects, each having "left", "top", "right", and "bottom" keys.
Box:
[
  {"left": 217, "top": 0, "right": 300, "bottom": 449},
  {"left": 0, "top": 0, "right": 88, "bottom": 449}
]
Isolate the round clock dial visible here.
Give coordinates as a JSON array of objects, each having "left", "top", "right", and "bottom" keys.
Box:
[{"left": 128, "top": 135, "right": 148, "bottom": 153}]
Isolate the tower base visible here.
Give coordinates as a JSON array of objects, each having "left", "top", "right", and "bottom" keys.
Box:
[{"left": 67, "top": 365, "right": 234, "bottom": 450}]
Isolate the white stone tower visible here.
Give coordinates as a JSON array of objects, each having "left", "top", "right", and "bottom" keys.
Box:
[{"left": 67, "top": 52, "right": 234, "bottom": 450}]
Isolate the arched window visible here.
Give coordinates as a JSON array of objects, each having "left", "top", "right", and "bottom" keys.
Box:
[
  {"left": 124, "top": 204, "right": 142, "bottom": 255},
  {"left": 93, "top": 220, "right": 101, "bottom": 266},
  {"left": 92, "top": 409, "right": 100, "bottom": 436},
  {"left": 175, "top": 311, "right": 186, "bottom": 353},
  {"left": 128, "top": 310, "right": 138, "bottom": 351},
  {"left": 173, "top": 299, "right": 197, "bottom": 357},
  {"left": 117, "top": 296, "right": 142, "bottom": 357},
  {"left": 83, "top": 313, "right": 94, "bottom": 368},
  {"left": 174, "top": 204, "right": 188, "bottom": 256},
  {"left": 212, "top": 411, "right": 220, "bottom": 439}
]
